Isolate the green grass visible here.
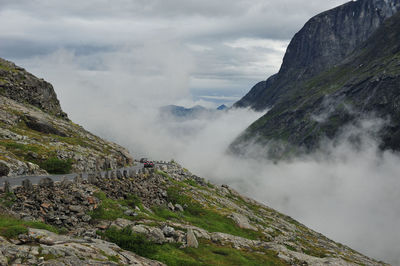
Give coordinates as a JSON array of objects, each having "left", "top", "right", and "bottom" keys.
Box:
[
  {"left": 98, "top": 226, "right": 157, "bottom": 257},
  {"left": 184, "top": 179, "right": 200, "bottom": 187},
  {"left": 135, "top": 186, "right": 265, "bottom": 241},
  {"left": 153, "top": 208, "right": 263, "bottom": 241},
  {"left": 0, "top": 192, "right": 16, "bottom": 208},
  {"left": 99, "top": 250, "right": 120, "bottom": 263},
  {"left": 0, "top": 215, "right": 61, "bottom": 239},
  {"left": 99, "top": 227, "right": 287, "bottom": 266},
  {"left": 89, "top": 191, "right": 146, "bottom": 221},
  {"left": 167, "top": 186, "right": 205, "bottom": 216},
  {"left": 39, "top": 157, "right": 73, "bottom": 174},
  {"left": 156, "top": 170, "right": 170, "bottom": 179}
]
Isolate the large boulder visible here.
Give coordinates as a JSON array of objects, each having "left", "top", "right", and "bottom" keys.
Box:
[
  {"left": 229, "top": 213, "right": 258, "bottom": 231},
  {"left": 186, "top": 228, "right": 198, "bottom": 248}
]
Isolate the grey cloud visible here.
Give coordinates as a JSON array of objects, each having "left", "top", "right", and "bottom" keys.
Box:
[{"left": 0, "top": 0, "right": 348, "bottom": 96}]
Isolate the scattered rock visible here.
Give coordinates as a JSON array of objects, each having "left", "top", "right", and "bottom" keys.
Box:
[
  {"left": 148, "top": 228, "right": 166, "bottom": 244},
  {"left": 229, "top": 213, "right": 258, "bottom": 231},
  {"left": 175, "top": 204, "right": 184, "bottom": 212},
  {"left": 39, "top": 177, "right": 54, "bottom": 188},
  {"left": 186, "top": 228, "right": 199, "bottom": 248},
  {"left": 168, "top": 202, "right": 175, "bottom": 211},
  {"left": 124, "top": 209, "right": 137, "bottom": 216},
  {"left": 162, "top": 226, "right": 176, "bottom": 237}
]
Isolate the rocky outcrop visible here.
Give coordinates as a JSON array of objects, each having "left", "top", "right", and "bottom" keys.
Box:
[
  {"left": 0, "top": 58, "right": 67, "bottom": 118},
  {"left": 234, "top": 0, "right": 400, "bottom": 111},
  {"left": 0, "top": 95, "right": 133, "bottom": 176},
  {"left": 0, "top": 229, "right": 165, "bottom": 265},
  {"left": 0, "top": 58, "right": 133, "bottom": 176}
]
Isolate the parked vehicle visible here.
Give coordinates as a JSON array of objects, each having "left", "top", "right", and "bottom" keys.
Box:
[
  {"left": 140, "top": 158, "right": 148, "bottom": 163},
  {"left": 144, "top": 161, "right": 154, "bottom": 168}
]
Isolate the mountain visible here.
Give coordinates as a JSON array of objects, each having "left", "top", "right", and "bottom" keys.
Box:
[
  {"left": 234, "top": 0, "right": 400, "bottom": 111},
  {"left": 217, "top": 104, "right": 228, "bottom": 110},
  {"left": 159, "top": 104, "right": 226, "bottom": 121},
  {"left": 0, "top": 58, "right": 133, "bottom": 176},
  {"left": 160, "top": 105, "right": 209, "bottom": 120},
  {"left": 0, "top": 163, "right": 385, "bottom": 265},
  {"left": 0, "top": 57, "right": 387, "bottom": 265},
  {"left": 231, "top": 0, "right": 400, "bottom": 157}
]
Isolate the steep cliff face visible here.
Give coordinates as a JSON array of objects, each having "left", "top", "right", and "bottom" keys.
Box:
[
  {"left": 234, "top": 0, "right": 400, "bottom": 111},
  {"left": 0, "top": 58, "right": 133, "bottom": 176},
  {"left": 230, "top": 11, "right": 400, "bottom": 157}
]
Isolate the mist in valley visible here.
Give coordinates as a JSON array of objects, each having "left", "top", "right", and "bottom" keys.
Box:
[{"left": 18, "top": 45, "right": 399, "bottom": 264}]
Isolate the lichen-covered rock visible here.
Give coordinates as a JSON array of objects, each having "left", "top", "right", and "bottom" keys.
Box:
[
  {"left": 186, "top": 228, "right": 198, "bottom": 248},
  {"left": 0, "top": 230, "right": 165, "bottom": 266}
]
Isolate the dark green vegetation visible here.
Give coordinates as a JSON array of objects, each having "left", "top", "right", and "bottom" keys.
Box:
[
  {"left": 0, "top": 215, "right": 61, "bottom": 239},
  {"left": 39, "top": 157, "right": 73, "bottom": 174},
  {"left": 231, "top": 10, "right": 400, "bottom": 157},
  {"left": 0, "top": 192, "right": 16, "bottom": 208},
  {"left": 89, "top": 192, "right": 146, "bottom": 221},
  {"left": 100, "top": 226, "right": 286, "bottom": 266},
  {"left": 98, "top": 226, "right": 157, "bottom": 257}
]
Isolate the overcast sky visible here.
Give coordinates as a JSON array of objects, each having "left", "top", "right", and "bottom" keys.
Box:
[{"left": 0, "top": 0, "right": 348, "bottom": 108}]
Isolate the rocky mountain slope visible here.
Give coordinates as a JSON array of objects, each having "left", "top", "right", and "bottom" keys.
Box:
[
  {"left": 231, "top": 0, "right": 400, "bottom": 157},
  {"left": 0, "top": 58, "right": 133, "bottom": 176},
  {"left": 234, "top": 0, "right": 400, "bottom": 111},
  {"left": 0, "top": 162, "right": 386, "bottom": 265}
]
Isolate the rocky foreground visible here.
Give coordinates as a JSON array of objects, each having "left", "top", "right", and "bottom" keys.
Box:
[{"left": 0, "top": 162, "right": 386, "bottom": 265}]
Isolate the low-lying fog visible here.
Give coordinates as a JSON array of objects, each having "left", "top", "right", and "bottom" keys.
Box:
[
  {"left": 26, "top": 52, "right": 400, "bottom": 265},
  {"left": 80, "top": 104, "right": 400, "bottom": 265}
]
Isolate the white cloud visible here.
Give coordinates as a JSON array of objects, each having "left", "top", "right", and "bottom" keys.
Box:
[{"left": 0, "top": 0, "right": 349, "bottom": 100}]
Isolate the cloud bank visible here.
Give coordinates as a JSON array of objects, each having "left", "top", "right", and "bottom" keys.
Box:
[{"left": 1, "top": 0, "right": 348, "bottom": 100}]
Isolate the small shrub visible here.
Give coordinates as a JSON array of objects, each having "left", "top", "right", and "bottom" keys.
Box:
[
  {"left": 39, "top": 157, "right": 73, "bottom": 174},
  {"left": 1, "top": 225, "right": 27, "bottom": 238},
  {"left": 124, "top": 194, "right": 141, "bottom": 208},
  {"left": 0, "top": 192, "right": 16, "bottom": 207},
  {"left": 167, "top": 186, "right": 205, "bottom": 216},
  {"left": 0, "top": 215, "right": 61, "bottom": 239},
  {"left": 100, "top": 226, "right": 157, "bottom": 257}
]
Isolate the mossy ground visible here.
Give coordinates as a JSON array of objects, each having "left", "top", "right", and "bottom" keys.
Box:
[
  {"left": 99, "top": 226, "right": 287, "bottom": 266},
  {"left": 0, "top": 215, "right": 63, "bottom": 239}
]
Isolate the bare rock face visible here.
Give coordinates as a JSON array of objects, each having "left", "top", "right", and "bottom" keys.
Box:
[
  {"left": 229, "top": 213, "right": 257, "bottom": 231},
  {"left": 234, "top": 0, "right": 400, "bottom": 110},
  {"left": 0, "top": 229, "right": 166, "bottom": 265},
  {"left": 186, "top": 228, "right": 198, "bottom": 248},
  {"left": 0, "top": 58, "right": 67, "bottom": 118},
  {"left": 0, "top": 58, "right": 134, "bottom": 176}
]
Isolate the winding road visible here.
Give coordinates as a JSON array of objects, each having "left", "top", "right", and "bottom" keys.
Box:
[{"left": 1, "top": 163, "right": 145, "bottom": 188}]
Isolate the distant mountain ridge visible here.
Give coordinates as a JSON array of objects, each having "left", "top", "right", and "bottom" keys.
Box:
[
  {"left": 159, "top": 104, "right": 227, "bottom": 121},
  {"left": 231, "top": 0, "right": 400, "bottom": 157},
  {"left": 234, "top": 0, "right": 400, "bottom": 111}
]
